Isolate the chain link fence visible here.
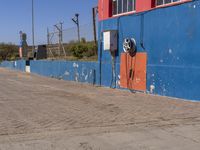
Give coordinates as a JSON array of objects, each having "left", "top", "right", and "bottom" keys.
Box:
[{"left": 47, "top": 22, "right": 98, "bottom": 60}]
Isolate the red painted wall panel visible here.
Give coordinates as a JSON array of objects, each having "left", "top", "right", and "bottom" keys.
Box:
[
  {"left": 98, "top": 0, "right": 103, "bottom": 20},
  {"left": 120, "top": 53, "right": 147, "bottom": 91},
  {"left": 98, "top": 0, "right": 192, "bottom": 20},
  {"left": 98, "top": 0, "right": 112, "bottom": 21},
  {"left": 136, "top": 0, "right": 155, "bottom": 13}
]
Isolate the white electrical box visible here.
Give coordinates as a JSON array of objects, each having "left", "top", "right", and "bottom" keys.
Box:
[{"left": 103, "top": 30, "right": 118, "bottom": 51}]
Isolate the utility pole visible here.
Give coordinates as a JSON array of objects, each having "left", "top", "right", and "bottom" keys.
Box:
[
  {"left": 54, "top": 22, "right": 64, "bottom": 42},
  {"left": 92, "top": 7, "right": 98, "bottom": 55},
  {"left": 60, "top": 22, "right": 63, "bottom": 43},
  {"left": 54, "top": 24, "right": 61, "bottom": 56},
  {"left": 32, "top": 0, "right": 35, "bottom": 53},
  {"left": 47, "top": 28, "right": 50, "bottom": 45},
  {"left": 72, "top": 14, "right": 80, "bottom": 42},
  {"left": 54, "top": 22, "right": 65, "bottom": 57}
]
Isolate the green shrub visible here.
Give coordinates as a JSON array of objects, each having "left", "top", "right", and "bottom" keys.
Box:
[
  {"left": 0, "top": 43, "right": 18, "bottom": 61},
  {"left": 68, "top": 41, "right": 97, "bottom": 59},
  {"left": 71, "top": 43, "right": 88, "bottom": 59}
]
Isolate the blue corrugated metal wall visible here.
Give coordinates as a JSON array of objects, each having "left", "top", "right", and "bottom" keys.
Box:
[
  {"left": 30, "top": 60, "right": 100, "bottom": 85},
  {"left": 0, "top": 61, "right": 15, "bottom": 69},
  {"left": 0, "top": 60, "right": 26, "bottom": 72},
  {"left": 98, "top": 0, "right": 200, "bottom": 101},
  {"left": 0, "top": 60, "right": 100, "bottom": 85}
]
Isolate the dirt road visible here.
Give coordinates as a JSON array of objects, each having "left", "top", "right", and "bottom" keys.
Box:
[{"left": 0, "top": 68, "right": 200, "bottom": 150}]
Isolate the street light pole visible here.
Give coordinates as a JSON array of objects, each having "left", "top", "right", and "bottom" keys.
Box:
[
  {"left": 32, "top": 0, "right": 35, "bottom": 53},
  {"left": 92, "top": 7, "right": 98, "bottom": 55},
  {"left": 72, "top": 14, "right": 80, "bottom": 42},
  {"left": 76, "top": 14, "right": 80, "bottom": 42}
]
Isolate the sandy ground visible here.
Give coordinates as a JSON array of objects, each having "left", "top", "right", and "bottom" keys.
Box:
[{"left": 0, "top": 68, "right": 200, "bottom": 150}]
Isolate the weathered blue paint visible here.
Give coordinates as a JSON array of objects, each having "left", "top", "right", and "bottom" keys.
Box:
[
  {"left": 15, "top": 60, "right": 26, "bottom": 71},
  {"left": 0, "top": 61, "right": 15, "bottom": 69},
  {"left": 30, "top": 60, "right": 100, "bottom": 85},
  {"left": 0, "top": 60, "right": 26, "bottom": 72},
  {"left": 98, "top": 0, "right": 200, "bottom": 101},
  {"left": 0, "top": 59, "right": 100, "bottom": 86},
  {"left": 145, "top": 1, "right": 200, "bottom": 100}
]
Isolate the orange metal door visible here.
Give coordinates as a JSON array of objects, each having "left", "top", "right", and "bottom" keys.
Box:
[{"left": 120, "top": 52, "right": 147, "bottom": 91}]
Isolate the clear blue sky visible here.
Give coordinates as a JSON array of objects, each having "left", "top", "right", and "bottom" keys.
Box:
[{"left": 0, "top": 0, "right": 98, "bottom": 45}]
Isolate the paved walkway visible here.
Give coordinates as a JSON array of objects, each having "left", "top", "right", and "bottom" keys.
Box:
[{"left": 0, "top": 68, "right": 200, "bottom": 150}]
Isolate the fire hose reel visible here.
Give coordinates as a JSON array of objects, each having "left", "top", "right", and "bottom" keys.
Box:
[{"left": 123, "top": 38, "right": 136, "bottom": 54}]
